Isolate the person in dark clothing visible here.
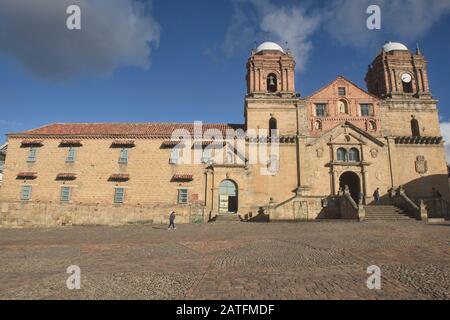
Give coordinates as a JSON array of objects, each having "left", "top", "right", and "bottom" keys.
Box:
[
  {"left": 373, "top": 188, "right": 380, "bottom": 205},
  {"left": 168, "top": 211, "right": 176, "bottom": 230},
  {"left": 432, "top": 188, "right": 442, "bottom": 199}
]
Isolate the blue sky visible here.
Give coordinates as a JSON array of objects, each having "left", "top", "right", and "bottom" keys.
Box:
[{"left": 1, "top": 0, "right": 450, "bottom": 145}]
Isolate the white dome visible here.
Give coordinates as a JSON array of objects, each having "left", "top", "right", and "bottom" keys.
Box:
[
  {"left": 256, "top": 42, "right": 284, "bottom": 53},
  {"left": 382, "top": 42, "right": 409, "bottom": 52}
]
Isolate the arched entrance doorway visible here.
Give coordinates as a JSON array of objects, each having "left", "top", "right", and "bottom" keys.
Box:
[
  {"left": 339, "top": 172, "right": 361, "bottom": 203},
  {"left": 219, "top": 180, "right": 238, "bottom": 213}
]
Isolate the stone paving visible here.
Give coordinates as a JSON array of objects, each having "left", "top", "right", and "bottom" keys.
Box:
[{"left": 0, "top": 221, "right": 449, "bottom": 300}]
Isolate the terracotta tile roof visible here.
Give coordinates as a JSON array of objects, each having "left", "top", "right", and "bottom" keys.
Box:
[
  {"left": 56, "top": 173, "right": 77, "bottom": 180},
  {"left": 12, "top": 123, "right": 245, "bottom": 137},
  {"left": 192, "top": 140, "right": 226, "bottom": 147},
  {"left": 59, "top": 140, "right": 83, "bottom": 147},
  {"left": 17, "top": 172, "right": 37, "bottom": 179},
  {"left": 111, "top": 140, "right": 136, "bottom": 147},
  {"left": 21, "top": 140, "right": 44, "bottom": 146},
  {"left": 108, "top": 174, "right": 130, "bottom": 181},
  {"left": 161, "top": 140, "right": 186, "bottom": 148},
  {"left": 171, "top": 174, "right": 194, "bottom": 182},
  {"left": 394, "top": 136, "right": 443, "bottom": 145}
]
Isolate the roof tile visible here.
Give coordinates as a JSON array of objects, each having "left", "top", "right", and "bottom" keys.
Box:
[{"left": 13, "top": 123, "right": 245, "bottom": 137}]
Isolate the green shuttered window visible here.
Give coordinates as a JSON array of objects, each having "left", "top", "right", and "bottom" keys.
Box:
[
  {"left": 21, "top": 185, "right": 32, "bottom": 201},
  {"left": 114, "top": 188, "right": 125, "bottom": 203}
]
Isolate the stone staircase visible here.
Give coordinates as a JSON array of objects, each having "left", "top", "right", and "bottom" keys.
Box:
[
  {"left": 213, "top": 213, "right": 242, "bottom": 223},
  {"left": 364, "top": 205, "right": 414, "bottom": 222}
]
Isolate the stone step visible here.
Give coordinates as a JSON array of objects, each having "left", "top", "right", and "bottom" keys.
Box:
[
  {"left": 366, "top": 214, "right": 408, "bottom": 216},
  {"left": 364, "top": 205, "right": 415, "bottom": 222},
  {"left": 366, "top": 209, "right": 406, "bottom": 211},
  {"left": 366, "top": 216, "right": 410, "bottom": 220},
  {"left": 213, "top": 214, "right": 242, "bottom": 223},
  {"left": 366, "top": 210, "right": 404, "bottom": 213},
  {"left": 366, "top": 219, "right": 411, "bottom": 221},
  {"left": 366, "top": 212, "right": 406, "bottom": 215}
]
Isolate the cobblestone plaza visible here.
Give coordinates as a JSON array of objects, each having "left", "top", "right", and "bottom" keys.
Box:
[{"left": 0, "top": 221, "right": 449, "bottom": 300}]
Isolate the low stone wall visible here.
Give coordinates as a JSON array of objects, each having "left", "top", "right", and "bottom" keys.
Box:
[
  {"left": 0, "top": 201, "right": 206, "bottom": 228},
  {"left": 269, "top": 196, "right": 340, "bottom": 221}
]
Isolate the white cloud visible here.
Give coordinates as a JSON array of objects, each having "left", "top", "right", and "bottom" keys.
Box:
[
  {"left": 218, "top": 0, "right": 321, "bottom": 72},
  {"left": 0, "top": 0, "right": 160, "bottom": 80},
  {"left": 325, "top": 0, "right": 450, "bottom": 48},
  {"left": 218, "top": 0, "right": 450, "bottom": 71},
  {"left": 440, "top": 122, "right": 450, "bottom": 164}
]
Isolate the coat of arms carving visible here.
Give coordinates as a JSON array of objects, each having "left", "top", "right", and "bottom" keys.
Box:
[
  {"left": 316, "top": 148, "right": 323, "bottom": 158},
  {"left": 370, "top": 149, "right": 378, "bottom": 158},
  {"left": 415, "top": 156, "right": 428, "bottom": 174}
]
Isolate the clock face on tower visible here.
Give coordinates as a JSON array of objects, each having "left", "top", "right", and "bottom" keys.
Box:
[{"left": 401, "top": 73, "right": 412, "bottom": 83}]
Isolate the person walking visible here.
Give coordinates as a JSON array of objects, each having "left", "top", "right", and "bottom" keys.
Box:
[
  {"left": 168, "top": 210, "right": 176, "bottom": 230},
  {"left": 373, "top": 188, "right": 381, "bottom": 205}
]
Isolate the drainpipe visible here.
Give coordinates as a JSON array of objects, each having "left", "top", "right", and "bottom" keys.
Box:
[
  {"left": 387, "top": 137, "right": 395, "bottom": 188},
  {"left": 295, "top": 103, "right": 301, "bottom": 190}
]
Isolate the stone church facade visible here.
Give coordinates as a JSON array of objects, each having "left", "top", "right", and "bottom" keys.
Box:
[{"left": 0, "top": 41, "right": 448, "bottom": 227}]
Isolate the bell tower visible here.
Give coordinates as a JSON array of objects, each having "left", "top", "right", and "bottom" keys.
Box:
[
  {"left": 365, "top": 42, "right": 431, "bottom": 99},
  {"left": 244, "top": 42, "right": 299, "bottom": 135},
  {"left": 246, "top": 42, "right": 296, "bottom": 97}
]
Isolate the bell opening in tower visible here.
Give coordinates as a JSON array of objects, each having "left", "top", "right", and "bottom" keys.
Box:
[
  {"left": 402, "top": 80, "right": 413, "bottom": 93},
  {"left": 267, "top": 73, "right": 277, "bottom": 93}
]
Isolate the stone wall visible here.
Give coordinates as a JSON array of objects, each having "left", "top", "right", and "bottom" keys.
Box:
[{"left": 0, "top": 201, "right": 206, "bottom": 228}]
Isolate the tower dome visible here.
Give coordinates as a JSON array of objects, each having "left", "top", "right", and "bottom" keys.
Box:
[
  {"left": 382, "top": 42, "right": 408, "bottom": 52},
  {"left": 256, "top": 42, "right": 284, "bottom": 54}
]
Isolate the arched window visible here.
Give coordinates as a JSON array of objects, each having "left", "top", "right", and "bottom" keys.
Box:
[
  {"left": 349, "top": 148, "right": 360, "bottom": 162},
  {"left": 338, "top": 99, "right": 348, "bottom": 114},
  {"left": 269, "top": 117, "right": 278, "bottom": 138},
  {"left": 367, "top": 120, "right": 377, "bottom": 131},
  {"left": 337, "top": 148, "right": 347, "bottom": 162},
  {"left": 411, "top": 117, "right": 420, "bottom": 137},
  {"left": 267, "top": 73, "right": 277, "bottom": 93}
]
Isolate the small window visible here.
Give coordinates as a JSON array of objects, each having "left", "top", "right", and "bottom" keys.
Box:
[
  {"left": 170, "top": 148, "right": 180, "bottom": 164},
  {"left": 21, "top": 185, "right": 32, "bottom": 201},
  {"left": 178, "top": 188, "right": 188, "bottom": 204},
  {"left": 118, "top": 148, "right": 128, "bottom": 164},
  {"left": 114, "top": 187, "right": 125, "bottom": 203},
  {"left": 338, "top": 87, "right": 346, "bottom": 96},
  {"left": 27, "top": 147, "right": 37, "bottom": 163},
  {"left": 337, "top": 148, "right": 347, "bottom": 162},
  {"left": 349, "top": 148, "right": 360, "bottom": 162},
  {"left": 269, "top": 117, "right": 278, "bottom": 138},
  {"left": 202, "top": 148, "right": 211, "bottom": 164},
  {"left": 360, "top": 104, "right": 373, "bottom": 117},
  {"left": 66, "top": 147, "right": 76, "bottom": 163},
  {"left": 411, "top": 118, "right": 420, "bottom": 137},
  {"left": 60, "top": 186, "right": 71, "bottom": 202},
  {"left": 315, "top": 104, "right": 327, "bottom": 117}
]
